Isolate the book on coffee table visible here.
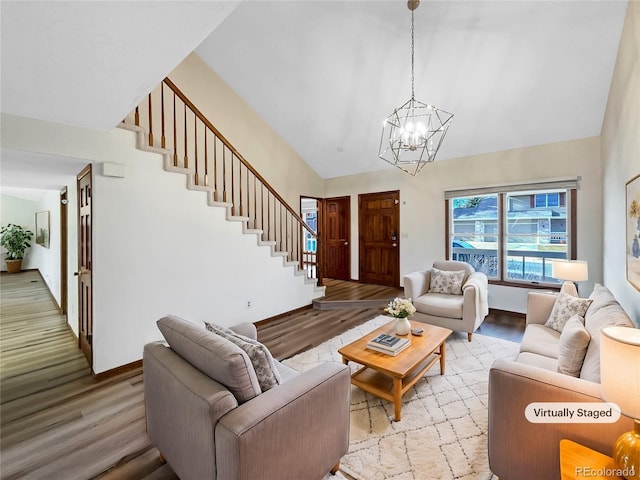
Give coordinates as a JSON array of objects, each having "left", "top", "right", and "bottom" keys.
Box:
[{"left": 366, "top": 333, "right": 410, "bottom": 356}]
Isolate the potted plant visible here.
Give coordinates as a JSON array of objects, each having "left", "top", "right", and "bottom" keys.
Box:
[{"left": 1, "top": 223, "right": 34, "bottom": 273}]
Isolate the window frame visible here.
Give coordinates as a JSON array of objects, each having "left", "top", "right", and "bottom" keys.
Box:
[{"left": 445, "top": 187, "right": 577, "bottom": 289}]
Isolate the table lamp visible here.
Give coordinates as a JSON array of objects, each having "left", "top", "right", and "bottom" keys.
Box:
[
  {"left": 551, "top": 259, "right": 588, "bottom": 297},
  {"left": 600, "top": 326, "right": 640, "bottom": 480}
]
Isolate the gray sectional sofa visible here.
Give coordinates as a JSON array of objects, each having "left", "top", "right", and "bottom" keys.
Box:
[{"left": 488, "top": 285, "right": 636, "bottom": 480}]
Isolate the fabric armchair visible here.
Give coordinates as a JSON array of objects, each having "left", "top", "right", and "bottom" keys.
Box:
[
  {"left": 144, "top": 315, "right": 350, "bottom": 480},
  {"left": 403, "top": 260, "right": 489, "bottom": 341}
]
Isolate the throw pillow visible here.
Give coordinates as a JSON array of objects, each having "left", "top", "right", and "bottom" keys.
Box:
[
  {"left": 557, "top": 315, "right": 591, "bottom": 377},
  {"left": 205, "top": 322, "right": 281, "bottom": 392},
  {"left": 544, "top": 292, "right": 593, "bottom": 333},
  {"left": 157, "top": 315, "right": 261, "bottom": 403},
  {"left": 429, "top": 268, "right": 466, "bottom": 295}
]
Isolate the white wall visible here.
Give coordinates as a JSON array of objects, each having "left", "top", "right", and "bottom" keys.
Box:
[
  {"left": 29, "top": 191, "right": 62, "bottom": 305},
  {"left": 167, "top": 53, "right": 325, "bottom": 206},
  {"left": 91, "top": 128, "right": 321, "bottom": 373},
  {"left": 324, "top": 136, "right": 603, "bottom": 313},
  {"left": 601, "top": 0, "right": 640, "bottom": 326},
  {"left": 0, "top": 194, "right": 38, "bottom": 271}
]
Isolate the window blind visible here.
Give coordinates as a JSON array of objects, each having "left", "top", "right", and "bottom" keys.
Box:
[{"left": 444, "top": 177, "right": 579, "bottom": 199}]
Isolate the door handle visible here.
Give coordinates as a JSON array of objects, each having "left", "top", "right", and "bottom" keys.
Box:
[
  {"left": 344, "top": 241, "right": 349, "bottom": 246},
  {"left": 392, "top": 243, "right": 398, "bottom": 247},
  {"left": 74, "top": 270, "right": 85, "bottom": 276}
]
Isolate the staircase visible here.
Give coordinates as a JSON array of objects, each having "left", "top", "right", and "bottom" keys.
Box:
[{"left": 118, "top": 77, "right": 324, "bottom": 296}]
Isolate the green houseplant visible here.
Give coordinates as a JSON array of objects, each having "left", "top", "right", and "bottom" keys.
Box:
[{"left": 1, "top": 224, "right": 33, "bottom": 273}]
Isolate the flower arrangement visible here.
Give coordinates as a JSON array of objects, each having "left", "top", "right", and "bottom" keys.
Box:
[{"left": 384, "top": 297, "right": 416, "bottom": 319}]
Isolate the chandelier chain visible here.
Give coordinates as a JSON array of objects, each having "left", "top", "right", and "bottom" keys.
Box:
[{"left": 411, "top": 8, "right": 415, "bottom": 99}]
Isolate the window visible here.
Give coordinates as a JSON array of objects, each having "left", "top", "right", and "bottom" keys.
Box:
[
  {"left": 303, "top": 211, "right": 317, "bottom": 253},
  {"left": 447, "top": 182, "right": 576, "bottom": 286},
  {"left": 534, "top": 192, "right": 563, "bottom": 208}
]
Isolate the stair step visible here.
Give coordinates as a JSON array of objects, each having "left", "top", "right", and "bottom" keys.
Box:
[
  {"left": 165, "top": 165, "right": 193, "bottom": 175},
  {"left": 139, "top": 144, "right": 171, "bottom": 156},
  {"left": 228, "top": 216, "right": 250, "bottom": 223},
  {"left": 312, "top": 298, "right": 389, "bottom": 310},
  {"left": 187, "top": 175, "right": 213, "bottom": 192},
  {"left": 207, "top": 194, "right": 233, "bottom": 208}
]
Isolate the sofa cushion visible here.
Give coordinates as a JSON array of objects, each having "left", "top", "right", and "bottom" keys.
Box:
[
  {"left": 157, "top": 315, "right": 261, "bottom": 403},
  {"left": 429, "top": 267, "right": 466, "bottom": 295},
  {"left": 276, "top": 361, "right": 300, "bottom": 383},
  {"left": 414, "top": 292, "right": 464, "bottom": 319},
  {"left": 519, "top": 324, "right": 561, "bottom": 359},
  {"left": 544, "top": 292, "right": 593, "bottom": 333},
  {"left": 584, "top": 302, "right": 634, "bottom": 334},
  {"left": 205, "top": 322, "right": 281, "bottom": 392},
  {"left": 515, "top": 351, "right": 559, "bottom": 372},
  {"left": 586, "top": 284, "right": 619, "bottom": 317},
  {"left": 580, "top": 303, "right": 634, "bottom": 383},
  {"left": 557, "top": 315, "right": 591, "bottom": 377}
]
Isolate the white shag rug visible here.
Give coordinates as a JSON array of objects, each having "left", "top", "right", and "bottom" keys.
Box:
[{"left": 285, "top": 316, "right": 519, "bottom": 480}]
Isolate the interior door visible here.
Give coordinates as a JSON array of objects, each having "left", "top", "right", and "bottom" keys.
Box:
[
  {"left": 358, "top": 190, "right": 400, "bottom": 287},
  {"left": 323, "top": 196, "right": 350, "bottom": 280},
  {"left": 76, "top": 165, "right": 93, "bottom": 368}
]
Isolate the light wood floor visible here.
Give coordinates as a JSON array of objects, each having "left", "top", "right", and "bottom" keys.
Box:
[
  {"left": 0, "top": 271, "right": 171, "bottom": 480},
  {"left": 0, "top": 271, "right": 524, "bottom": 479}
]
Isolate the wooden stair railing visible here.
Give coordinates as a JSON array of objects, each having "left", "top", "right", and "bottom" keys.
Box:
[{"left": 122, "top": 78, "right": 322, "bottom": 286}]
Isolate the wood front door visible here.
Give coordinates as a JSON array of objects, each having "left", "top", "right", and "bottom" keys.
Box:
[
  {"left": 358, "top": 190, "right": 400, "bottom": 287},
  {"left": 323, "top": 196, "right": 350, "bottom": 280},
  {"left": 77, "top": 165, "right": 93, "bottom": 368}
]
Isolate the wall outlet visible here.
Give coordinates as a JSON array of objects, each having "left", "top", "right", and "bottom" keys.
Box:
[{"left": 247, "top": 301, "right": 251, "bottom": 308}]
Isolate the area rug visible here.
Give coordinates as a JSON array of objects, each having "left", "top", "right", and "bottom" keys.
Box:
[{"left": 283, "top": 316, "right": 520, "bottom": 480}]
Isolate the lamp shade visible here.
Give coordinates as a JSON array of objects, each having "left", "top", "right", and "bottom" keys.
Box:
[
  {"left": 600, "top": 326, "right": 640, "bottom": 420},
  {"left": 551, "top": 260, "right": 589, "bottom": 282}
]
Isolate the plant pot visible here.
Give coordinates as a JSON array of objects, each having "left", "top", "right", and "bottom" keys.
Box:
[{"left": 5, "top": 259, "right": 23, "bottom": 274}]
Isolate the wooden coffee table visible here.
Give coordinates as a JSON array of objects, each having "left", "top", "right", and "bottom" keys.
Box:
[{"left": 338, "top": 317, "right": 452, "bottom": 421}]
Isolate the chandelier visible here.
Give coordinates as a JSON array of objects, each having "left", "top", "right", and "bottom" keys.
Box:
[{"left": 378, "top": 0, "right": 454, "bottom": 176}]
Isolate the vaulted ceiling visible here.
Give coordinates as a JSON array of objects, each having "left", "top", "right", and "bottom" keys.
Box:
[
  {"left": 0, "top": 0, "right": 628, "bottom": 190},
  {"left": 196, "top": 1, "right": 627, "bottom": 178}
]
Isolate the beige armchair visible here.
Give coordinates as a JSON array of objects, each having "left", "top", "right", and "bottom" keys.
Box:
[
  {"left": 403, "top": 260, "right": 489, "bottom": 341},
  {"left": 144, "top": 315, "right": 350, "bottom": 480}
]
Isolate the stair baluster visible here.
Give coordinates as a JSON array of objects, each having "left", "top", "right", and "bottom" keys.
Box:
[{"left": 121, "top": 77, "right": 322, "bottom": 286}]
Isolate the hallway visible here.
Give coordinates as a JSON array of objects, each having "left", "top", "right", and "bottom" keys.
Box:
[{"left": 0, "top": 271, "right": 170, "bottom": 480}]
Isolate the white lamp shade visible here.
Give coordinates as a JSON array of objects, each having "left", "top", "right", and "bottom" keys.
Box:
[
  {"left": 600, "top": 326, "right": 640, "bottom": 419},
  {"left": 551, "top": 260, "right": 589, "bottom": 282}
]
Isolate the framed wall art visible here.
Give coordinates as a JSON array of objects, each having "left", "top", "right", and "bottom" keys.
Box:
[
  {"left": 627, "top": 174, "right": 640, "bottom": 291},
  {"left": 35, "top": 211, "right": 50, "bottom": 248}
]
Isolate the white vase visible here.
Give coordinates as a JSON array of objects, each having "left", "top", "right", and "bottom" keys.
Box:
[{"left": 394, "top": 317, "right": 411, "bottom": 336}]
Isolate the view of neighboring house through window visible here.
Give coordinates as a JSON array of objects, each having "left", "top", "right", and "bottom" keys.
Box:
[
  {"left": 448, "top": 184, "right": 576, "bottom": 286},
  {"left": 304, "top": 211, "right": 318, "bottom": 252},
  {"left": 301, "top": 197, "right": 319, "bottom": 278}
]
